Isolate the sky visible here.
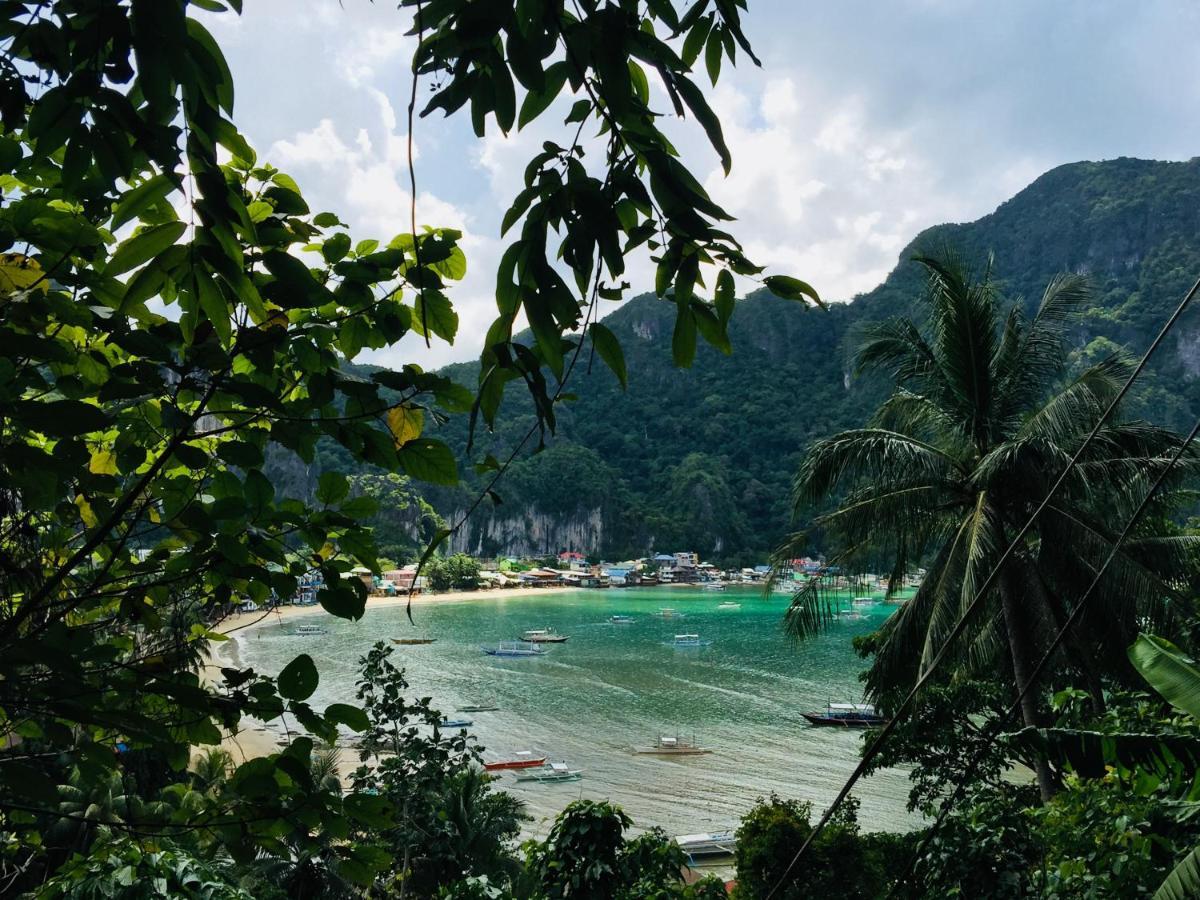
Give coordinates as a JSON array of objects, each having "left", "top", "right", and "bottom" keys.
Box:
[{"left": 203, "top": 1, "right": 1200, "bottom": 369}]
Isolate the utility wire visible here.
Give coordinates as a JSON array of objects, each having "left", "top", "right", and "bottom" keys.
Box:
[
  {"left": 765, "top": 272, "right": 1200, "bottom": 898},
  {"left": 885, "top": 413, "right": 1200, "bottom": 897}
]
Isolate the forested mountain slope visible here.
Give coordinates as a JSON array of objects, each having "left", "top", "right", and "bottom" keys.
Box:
[{"left": 295, "top": 157, "right": 1200, "bottom": 564}]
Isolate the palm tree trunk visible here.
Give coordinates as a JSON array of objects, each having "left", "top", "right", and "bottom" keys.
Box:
[{"left": 999, "top": 564, "right": 1060, "bottom": 802}]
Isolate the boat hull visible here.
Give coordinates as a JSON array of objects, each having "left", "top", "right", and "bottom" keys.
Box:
[
  {"left": 484, "top": 756, "right": 548, "bottom": 771},
  {"left": 634, "top": 748, "right": 713, "bottom": 755},
  {"left": 800, "top": 713, "right": 885, "bottom": 728}
]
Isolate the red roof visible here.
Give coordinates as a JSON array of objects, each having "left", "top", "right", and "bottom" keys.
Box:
[{"left": 558, "top": 551, "right": 585, "bottom": 560}]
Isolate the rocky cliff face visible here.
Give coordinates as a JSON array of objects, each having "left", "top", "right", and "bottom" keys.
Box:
[{"left": 446, "top": 507, "right": 605, "bottom": 558}]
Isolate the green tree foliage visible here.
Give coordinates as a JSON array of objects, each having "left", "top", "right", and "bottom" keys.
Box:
[
  {"left": 0, "top": 0, "right": 791, "bottom": 892},
  {"left": 347, "top": 643, "right": 525, "bottom": 897},
  {"left": 425, "top": 553, "right": 481, "bottom": 591},
  {"left": 731, "top": 795, "right": 894, "bottom": 900},
  {"left": 781, "top": 253, "right": 1199, "bottom": 799},
  {"left": 346, "top": 472, "right": 445, "bottom": 564},
  {"left": 522, "top": 800, "right": 725, "bottom": 899}
]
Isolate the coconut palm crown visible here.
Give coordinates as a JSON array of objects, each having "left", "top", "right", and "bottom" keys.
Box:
[{"left": 781, "top": 254, "right": 1197, "bottom": 775}]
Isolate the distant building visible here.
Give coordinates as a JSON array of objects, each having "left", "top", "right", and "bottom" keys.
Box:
[{"left": 602, "top": 567, "right": 630, "bottom": 586}]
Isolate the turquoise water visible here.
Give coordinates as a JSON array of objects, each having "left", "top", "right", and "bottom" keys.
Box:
[{"left": 237, "top": 587, "right": 917, "bottom": 838}]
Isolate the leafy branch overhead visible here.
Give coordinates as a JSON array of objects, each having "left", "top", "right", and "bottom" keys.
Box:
[
  {"left": 0, "top": 0, "right": 808, "bottom": 892},
  {"left": 404, "top": 0, "right": 819, "bottom": 439}
]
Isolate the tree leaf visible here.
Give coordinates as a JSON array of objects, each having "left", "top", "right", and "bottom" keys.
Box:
[
  {"left": 397, "top": 439, "right": 458, "bottom": 485},
  {"left": 1130, "top": 634, "right": 1200, "bottom": 721},
  {"left": 111, "top": 175, "right": 176, "bottom": 230},
  {"left": 325, "top": 703, "right": 369, "bottom": 732},
  {"left": 764, "top": 274, "right": 824, "bottom": 307},
  {"left": 590, "top": 322, "right": 627, "bottom": 389},
  {"left": 107, "top": 222, "right": 187, "bottom": 276},
  {"left": 277, "top": 653, "right": 319, "bottom": 701},
  {"left": 386, "top": 405, "right": 424, "bottom": 448},
  {"left": 317, "top": 471, "right": 350, "bottom": 506}
]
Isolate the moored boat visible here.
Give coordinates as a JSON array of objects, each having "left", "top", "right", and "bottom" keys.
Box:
[
  {"left": 635, "top": 734, "right": 713, "bottom": 755},
  {"left": 658, "top": 608, "right": 685, "bottom": 619},
  {"left": 392, "top": 637, "right": 436, "bottom": 645},
  {"left": 702, "top": 582, "right": 726, "bottom": 592},
  {"left": 665, "top": 633, "right": 712, "bottom": 648},
  {"left": 609, "top": 614, "right": 635, "bottom": 624},
  {"left": 295, "top": 624, "right": 326, "bottom": 636},
  {"left": 513, "top": 762, "right": 583, "bottom": 783},
  {"left": 522, "top": 628, "right": 569, "bottom": 643},
  {"left": 483, "top": 751, "right": 547, "bottom": 771},
  {"left": 457, "top": 704, "right": 499, "bottom": 712},
  {"left": 716, "top": 601, "right": 741, "bottom": 610},
  {"left": 674, "top": 831, "right": 736, "bottom": 859},
  {"left": 800, "top": 702, "right": 885, "bottom": 728},
  {"left": 851, "top": 596, "right": 877, "bottom": 606},
  {"left": 481, "top": 641, "right": 547, "bottom": 657},
  {"left": 438, "top": 718, "right": 473, "bottom": 729}
]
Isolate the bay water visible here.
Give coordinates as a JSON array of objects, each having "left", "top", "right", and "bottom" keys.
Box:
[{"left": 237, "top": 586, "right": 917, "bottom": 839}]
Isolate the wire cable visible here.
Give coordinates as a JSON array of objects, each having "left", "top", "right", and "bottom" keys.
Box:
[{"left": 765, "top": 272, "right": 1200, "bottom": 898}]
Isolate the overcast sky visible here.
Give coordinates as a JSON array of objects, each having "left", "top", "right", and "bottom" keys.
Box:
[{"left": 204, "top": 1, "right": 1200, "bottom": 368}]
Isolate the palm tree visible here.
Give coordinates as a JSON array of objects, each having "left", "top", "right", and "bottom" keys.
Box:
[{"left": 780, "top": 253, "right": 1197, "bottom": 799}]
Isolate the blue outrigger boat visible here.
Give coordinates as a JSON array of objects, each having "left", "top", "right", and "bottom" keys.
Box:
[
  {"left": 438, "top": 718, "right": 473, "bottom": 729},
  {"left": 801, "top": 702, "right": 885, "bottom": 728},
  {"left": 481, "top": 641, "right": 547, "bottom": 657}
]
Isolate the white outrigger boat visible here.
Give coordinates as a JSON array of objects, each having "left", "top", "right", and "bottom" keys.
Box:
[
  {"left": 609, "top": 614, "right": 635, "bottom": 624},
  {"left": 481, "top": 641, "right": 547, "bottom": 657},
  {"left": 294, "top": 624, "right": 327, "bottom": 636},
  {"left": 522, "top": 628, "right": 568, "bottom": 643},
  {"left": 635, "top": 734, "right": 713, "bottom": 756},
  {"left": 716, "top": 600, "right": 741, "bottom": 610},
  {"left": 513, "top": 762, "right": 583, "bottom": 783},
  {"left": 665, "top": 633, "right": 712, "bottom": 648},
  {"left": 702, "top": 582, "right": 726, "bottom": 592},
  {"left": 674, "top": 831, "right": 736, "bottom": 859},
  {"left": 657, "top": 608, "right": 685, "bottom": 619}
]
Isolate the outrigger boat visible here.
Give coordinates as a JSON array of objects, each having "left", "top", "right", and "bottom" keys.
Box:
[
  {"left": 851, "top": 596, "right": 878, "bottom": 606},
  {"left": 609, "top": 614, "right": 635, "bottom": 624},
  {"left": 522, "top": 628, "right": 568, "bottom": 643},
  {"left": 392, "top": 637, "right": 436, "bottom": 645},
  {"left": 481, "top": 641, "right": 547, "bottom": 657},
  {"left": 483, "top": 751, "right": 547, "bottom": 771},
  {"left": 438, "top": 718, "right": 473, "bottom": 729},
  {"left": 513, "top": 762, "right": 582, "bottom": 783},
  {"left": 635, "top": 734, "right": 713, "bottom": 756},
  {"left": 457, "top": 704, "right": 500, "bottom": 713},
  {"left": 665, "top": 633, "right": 712, "bottom": 648},
  {"left": 658, "top": 608, "right": 685, "bottom": 619},
  {"left": 801, "top": 702, "right": 886, "bottom": 728},
  {"left": 674, "top": 831, "right": 736, "bottom": 859},
  {"left": 716, "top": 601, "right": 741, "bottom": 610},
  {"left": 702, "top": 582, "right": 726, "bottom": 592},
  {"left": 295, "top": 624, "right": 327, "bottom": 636}
]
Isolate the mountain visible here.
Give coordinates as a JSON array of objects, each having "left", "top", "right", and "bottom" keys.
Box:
[{"left": 285, "top": 157, "right": 1200, "bottom": 565}]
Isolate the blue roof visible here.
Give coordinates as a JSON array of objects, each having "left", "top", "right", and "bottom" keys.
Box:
[
  {"left": 652, "top": 554, "right": 675, "bottom": 561},
  {"left": 753, "top": 565, "right": 771, "bottom": 573},
  {"left": 603, "top": 568, "right": 630, "bottom": 577}
]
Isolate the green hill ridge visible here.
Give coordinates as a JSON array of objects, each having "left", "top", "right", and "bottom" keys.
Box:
[{"left": 300, "top": 157, "right": 1200, "bottom": 564}]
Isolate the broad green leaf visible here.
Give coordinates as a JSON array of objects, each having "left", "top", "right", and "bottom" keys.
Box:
[
  {"left": 317, "top": 471, "right": 350, "bottom": 506},
  {"left": 411, "top": 291, "right": 458, "bottom": 343},
  {"left": 397, "top": 439, "right": 458, "bottom": 486},
  {"left": 518, "top": 61, "right": 569, "bottom": 130},
  {"left": 672, "top": 305, "right": 697, "bottom": 368},
  {"left": 764, "top": 274, "right": 824, "bottom": 307},
  {"left": 107, "top": 222, "right": 187, "bottom": 276},
  {"left": 590, "top": 322, "right": 627, "bottom": 389},
  {"left": 111, "top": 175, "right": 175, "bottom": 230},
  {"left": 1130, "top": 634, "right": 1200, "bottom": 721},
  {"left": 1156, "top": 844, "right": 1200, "bottom": 900},
  {"left": 277, "top": 653, "right": 319, "bottom": 701},
  {"left": 325, "top": 703, "right": 370, "bottom": 732}
]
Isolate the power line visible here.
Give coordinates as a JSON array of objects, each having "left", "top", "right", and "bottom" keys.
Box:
[
  {"left": 765, "top": 272, "right": 1200, "bottom": 898},
  {"left": 886, "top": 413, "right": 1200, "bottom": 897}
]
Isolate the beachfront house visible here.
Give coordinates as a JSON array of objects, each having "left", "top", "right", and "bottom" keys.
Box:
[{"left": 603, "top": 566, "right": 630, "bottom": 586}]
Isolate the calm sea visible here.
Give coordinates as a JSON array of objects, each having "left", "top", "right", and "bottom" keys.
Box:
[{"left": 237, "top": 586, "right": 918, "bottom": 839}]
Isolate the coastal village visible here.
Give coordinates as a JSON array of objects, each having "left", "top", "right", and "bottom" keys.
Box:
[{"left": 264, "top": 552, "right": 838, "bottom": 611}]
